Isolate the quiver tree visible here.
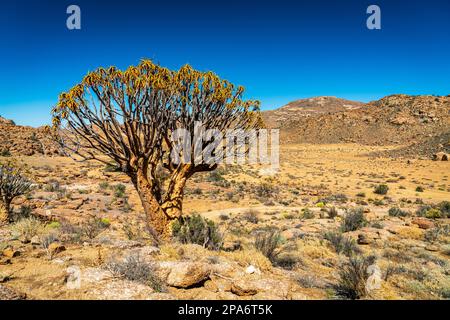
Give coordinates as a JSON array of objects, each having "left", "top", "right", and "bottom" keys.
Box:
[
  {"left": 50, "top": 60, "right": 261, "bottom": 237},
  {"left": 0, "top": 165, "right": 32, "bottom": 224}
]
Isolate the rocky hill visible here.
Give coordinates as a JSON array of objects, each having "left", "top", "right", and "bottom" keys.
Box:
[
  {"left": 263, "top": 96, "right": 364, "bottom": 128},
  {"left": 263, "top": 94, "right": 450, "bottom": 157},
  {"left": 0, "top": 116, "right": 61, "bottom": 156}
]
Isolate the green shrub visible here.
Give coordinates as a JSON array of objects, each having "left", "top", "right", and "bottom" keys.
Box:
[
  {"left": 113, "top": 184, "right": 126, "bottom": 198},
  {"left": 425, "top": 208, "right": 442, "bottom": 219},
  {"left": 0, "top": 149, "right": 11, "bottom": 157},
  {"left": 255, "top": 182, "right": 279, "bottom": 199},
  {"left": 327, "top": 207, "right": 338, "bottom": 219},
  {"left": 254, "top": 229, "right": 282, "bottom": 262},
  {"left": 172, "top": 214, "right": 223, "bottom": 250},
  {"left": 81, "top": 216, "right": 110, "bottom": 239},
  {"left": 301, "top": 208, "right": 315, "bottom": 219},
  {"left": 341, "top": 208, "right": 367, "bottom": 232},
  {"left": 388, "top": 207, "right": 409, "bottom": 217},
  {"left": 374, "top": 184, "right": 389, "bottom": 195},
  {"left": 11, "top": 217, "right": 44, "bottom": 242},
  {"left": 98, "top": 182, "right": 110, "bottom": 190},
  {"left": 415, "top": 186, "right": 424, "bottom": 192},
  {"left": 106, "top": 253, "right": 166, "bottom": 292},
  {"left": 334, "top": 255, "right": 376, "bottom": 300},
  {"left": 243, "top": 210, "right": 259, "bottom": 224},
  {"left": 324, "top": 230, "right": 361, "bottom": 257},
  {"left": 438, "top": 201, "right": 450, "bottom": 218}
]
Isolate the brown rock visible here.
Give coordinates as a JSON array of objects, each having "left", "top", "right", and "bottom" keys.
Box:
[
  {"left": 48, "top": 243, "right": 66, "bottom": 255},
  {"left": 0, "top": 284, "right": 26, "bottom": 300},
  {"left": 231, "top": 280, "right": 258, "bottom": 296},
  {"left": 357, "top": 234, "right": 372, "bottom": 245},
  {"left": 411, "top": 218, "right": 434, "bottom": 230},
  {"left": 2, "top": 248, "right": 20, "bottom": 258},
  {"left": 157, "top": 261, "right": 211, "bottom": 288},
  {"left": 433, "top": 152, "right": 448, "bottom": 161}
]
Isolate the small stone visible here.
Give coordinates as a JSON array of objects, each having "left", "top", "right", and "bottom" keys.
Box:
[
  {"left": 2, "top": 248, "right": 20, "bottom": 258},
  {"left": 30, "top": 235, "right": 41, "bottom": 245},
  {"left": 230, "top": 280, "right": 258, "bottom": 296},
  {"left": 425, "top": 245, "right": 439, "bottom": 252},
  {"left": 412, "top": 218, "right": 434, "bottom": 230},
  {"left": 245, "top": 265, "right": 259, "bottom": 274},
  {"left": 357, "top": 234, "right": 372, "bottom": 245},
  {"left": 48, "top": 243, "right": 66, "bottom": 256}
]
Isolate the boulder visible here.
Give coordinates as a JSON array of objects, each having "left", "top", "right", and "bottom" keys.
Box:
[
  {"left": 411, "top": 218, "right": 434, "bottom": 230},
  {"left": 0, "top": 284, "right": 26, "bottom": 300},
  {"left": 433, "top": 152, "right": 448, "bottom": 161},
  {"left": 48, "top": 243, "right": 66, "bottom": 256},
  {"left": 157, "top": 261, "right": 211, "bottom": 288},
  {"left": 2, "top": 248, "right": 20, "bottom": 258},
  {"left": 231, "top": 280, "right": 258, "bottom": 296}
]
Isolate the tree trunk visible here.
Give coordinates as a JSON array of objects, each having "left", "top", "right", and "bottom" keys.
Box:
[
  {"left": 132, "top": 168, "right": 172, "bottom": 238},
  {"left": 0, "top": 201, "right": 10, "bottom": 225},
  {"left": 161, "top": 165, "right": 192, "bottom": 219}
]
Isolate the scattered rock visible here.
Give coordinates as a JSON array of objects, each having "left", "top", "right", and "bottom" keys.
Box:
[
  {"left": 0, "top": 284, "right": 26, "bottom": 300},
  {"left": 357, "top": 234, "right": 373, "bottom": 245},
  {"left": 245, "top": 265, "right": 260, "bottom": 275},
  {"left": 433, "top": 152, "right": 448, "bottom": 161},
  {"left": 157, "top": 261, "right": 211, "bottom": 288},
  {"left": 48, "top": 243, "right": 66, "bottom": 256},
  {"left": 411, "top": 218, "right": 434, "bottom": 230},
  {"left": 425, "top": 245, "right": 439, "bottom": 252},
  {"left": 222, "top": 240, "right": 241, "bottom": 252},
  {"left": 2, "top": 248, "right": 20, "bottom": 258},
  {"left": 30, "top": 235, "right": 41, "bottom": 245},
  {"left": 231, "top": 279, "right": 258, "bottom": 296}
]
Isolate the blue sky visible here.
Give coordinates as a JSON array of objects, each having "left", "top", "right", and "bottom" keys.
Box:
[{"left": 0, "top": 0, "right": 449, "bottom": 127}]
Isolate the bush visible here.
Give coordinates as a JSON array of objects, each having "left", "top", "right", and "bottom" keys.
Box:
[
  {"left": 98, "top": 182, "right": 110, "bottom": 190},
  {"left": 172, "top": 214, "right": 223, "bottom": 250},
  {"left": 327, "top": 207, "right": 338, "bottom": 219},
  {"left": 0, "top": 165, "right": 32, "bottom": 222},
  {"left": 11, "top": 217, "right": 44, "bottom": 242},
  {"left": 255, "top": 182, "right": 279, "bottom": 199},
  {"left": 340, "top": 208, "right": 367, "bottom": 232},
  {"left": 40, "top": 233, "right": 59, "bottom": 259},
  {"left": 388, "top": 207, "right": 408, "bottom": 217},
  {"left": 301, "top": 208, "right": 315, "bottom": 219},
  {"left": 334, "top": 255, "right": 376, "bottom": 300},
  {"left": 425, "top": 208, "right": 442, "bottom": 219},
  {"left": 374, "top": 184, "right": 389, "bottom": 195},
  {"left": 243, "top": 210, "right": 259, "bottom": 224},
  {"left": 324, "top": 230, "right": 361, "bottom": 257},
  {"left": 438, "top": 201, "right": 450, "bottom": 218},
  {"left": 0, "top": 149, "right": 11, "bottom": 157},
  {"left": 274, "top": 253, "right": 301, "bottom": 270},
  {"left": 415, "top": 186, "right": 424, "bottom": 192},
  {"left": 254, "top": 229, "right": 282, "bottom": 262},
  {"left": 424, "top": 224, "right": 450, "bottom": 243},
  {"left": 10, "top": 205, "right": 33, "bottom": 222},
  {"left": 113, "top": 184, "right": 126, "bottom": 198},
  {"left": 81, "top": 216, "right": 110, "bottom": 239},
  {"left": 106, "top": 253, "right": 165, "bottom": 292}
]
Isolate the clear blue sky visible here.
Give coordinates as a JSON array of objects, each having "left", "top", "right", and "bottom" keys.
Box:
[{"left": 0, "top": 0, "right": 449, "bottom": 127}]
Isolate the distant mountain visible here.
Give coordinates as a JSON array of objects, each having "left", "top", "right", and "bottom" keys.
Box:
[
  {"left": 263, "top": 94, "right": 450, "bottom": 157},
  {"left": 263, "top": 96, "right": 364, "bottom": 128}
]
